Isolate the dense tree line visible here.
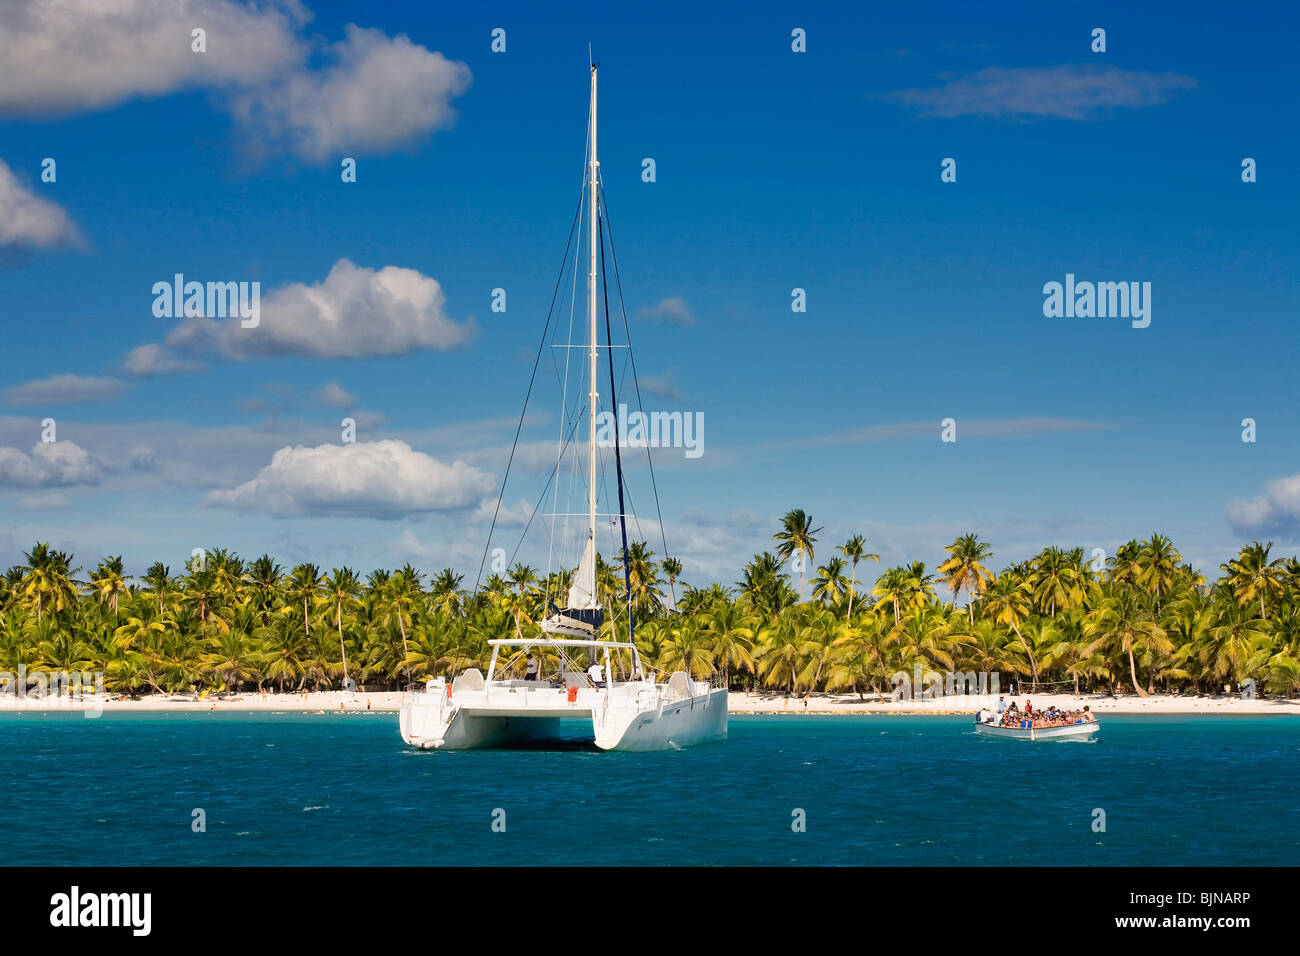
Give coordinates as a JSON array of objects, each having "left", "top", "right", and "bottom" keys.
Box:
[{"left": 3, "top": 511, "right": 1299, "bottom": 698}]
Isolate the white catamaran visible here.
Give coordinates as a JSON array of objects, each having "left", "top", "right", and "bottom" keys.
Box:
[{"left": 399, "top": 62, "right": 727, "bottom": 752}]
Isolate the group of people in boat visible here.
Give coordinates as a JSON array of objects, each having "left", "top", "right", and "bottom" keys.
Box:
[{"left": 976, "top": 697, "right": 1098, "bottom": 728}]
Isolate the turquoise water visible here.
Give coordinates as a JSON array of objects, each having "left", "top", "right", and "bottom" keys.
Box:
[{"left": 2, "top": 712, "right": 1296, "bottom": 866}]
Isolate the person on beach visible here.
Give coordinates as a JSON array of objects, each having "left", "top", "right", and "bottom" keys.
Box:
[
  {"left": 524, "top": 654, "right": 538, "bottom": 681},
  {"left": 996, "top": 696, "right": 1007, "bottom": 715}
]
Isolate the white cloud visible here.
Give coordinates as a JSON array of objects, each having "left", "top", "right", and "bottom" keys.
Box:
[
  {"left": 0, "top": 441, "right": 102, "bottom": 487},
  {"left": 122, "top": 344, "right": 201, "bottom": 377},
  {"left": 0, "top": 159, "right": 82, "bottom": 248},
  {"left": 636, "top": 296, "right": 695, "bottom": 326},
  {"left": 879, "top": 66, "right": 1196, "bottom": 120},
  {"left": 2, "top": 374, "right": 125, "bottom": 407},
  {"left": 318, "top": 382, "right": 356, "bottom": 408},
  {"left": 0, "top": 0, "right": 301, "bottom": 116},
  {"left": 472, "top": 497, "right": 535, "bottom": 528},
  {"left": 205, "top": 439, "right": 495, "bottom": 517},
  {"left": 230, "top": 24, "right": 471, "bottom": 163},
  {"left": 1227, "top": 475, "right": 1300, "bottom": 537},
  {"left": 129, "top": 258, "right": 474, "bottom": 371},
  {"left": 0, "top": 2, "right": 470, "bottom": 164}
]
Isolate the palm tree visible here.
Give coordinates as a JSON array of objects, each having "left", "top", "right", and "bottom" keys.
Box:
[
  {"left": 323, "top": 567, "right": 363, "bottom": 681},
  {"left": 737, "top": 552, "right": 794, "bottom": 618},
  {"left": 1107, "top": 539, "right": 1142, "bottom": 588},
  {"left": 705, "top": 601, "right": 756, "bottom": 688},
  {"left": 774, "top": 509, "right": 822, "bottom": 601},
  {"left": 19, "top": 543, "right": 79, "bottom": 623},
  {"left": 141, "top": 562, "right": 174, "bottom": 616},
  {"left": 656, "top": 617, "right": 714, "bottom": 679},
  {"left": 382, "top": 568, "right": 422, "bottom": 686},
  {"left": 430, "top": 569, "right": 465, "bottom": 617},
  {"left": 87, "top": 556, "right": 128, "bottom": 618},
  {"left": 838, "top": 535, "right": 879, "bottom": 619},
  {"left": 283, "top": 564, "right": 324, "bottom": 641},
  {"left": 244, "top": 554, "right": 283, "bottom": 625},
  {"left": 809, "top": 556, "right": 848, "bottom": 607},
  {"left": 1137, "top": 533, "right": 1182, "bottom": 613},
  {"left": 661, "top": 557, "right": 684, "bottom": 610},
  {"left": 981, "top": 573, "right": 1039, "bottom": 687},
  {"left": 937, "top": 533, "right": 993, "bottom": 624},
  {"left": 828, "top": 614, "right": 892, "bottom": 699},
  {"left": 1083, "top": 587, "right": 1172, "bottom": 697},
  {"left": 1029, "top": 546, "right": 1083, "bottom": 618},
  {"left": 621, "top": 542, "right": 663, "bottom": 616},
  {"left": 871, "top": 566, "right": 911, "bottom": 623},
  {"left": 200, "top": 630, "right": 257, "bottom": 696},
  {"left": 1221, "top": 542, "right": 1286, "bottom": 620},
  {"left": 902, "top": 561, "right": 936, "bottom": 612}
]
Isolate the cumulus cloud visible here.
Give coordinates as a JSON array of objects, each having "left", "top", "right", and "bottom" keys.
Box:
[
  {"left": 1228, "top": 475, "right": 1300, "bottom": 536},
  {"left": 318, "top": 382, "right": 357, "bottom": 408},
  {"left": 125, "top": 258, "right": 474, "bottom": 373},
  {"left": 230, "top": 24, "right": 471, "bottom": 163},
  {"left": 878, "top": 65, "right": 1196, "bottom": 120},
  {"left": 0, "top": 2, "right": 470, "bottom": 164},
  {"left": 0, "top": 441, "right": 102, "bottom": 487},
  {"left": 0, "top": 159, "right": 82, "bottom": 248},
  {"left": 0, "top": 0, "right": 300, "bottom": 115},
  {"left": 2, "top": 374, "right": 126, "bottom": 406},
  {"left": 636, "top": 296, "right": 695, "bottom": 327},
  {"left": 121, "top": 344, "right": 201, "bottom": 377},
  {"left": 205, "top": 439, "right": 495, "bottom": 517}
]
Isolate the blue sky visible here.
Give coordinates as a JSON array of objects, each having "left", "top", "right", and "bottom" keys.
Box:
[{"left": 1, "top": 0, "right": 1297, "bottom": 592}]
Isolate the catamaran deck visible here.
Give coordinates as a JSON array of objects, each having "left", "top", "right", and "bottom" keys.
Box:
[{"left": 400, "top": 638, "right": 727, "bottom": 751}]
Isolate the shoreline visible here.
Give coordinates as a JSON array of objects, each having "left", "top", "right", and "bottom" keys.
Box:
[{"left": 3, "top": 689, "right": 1298, "bottom": 716}]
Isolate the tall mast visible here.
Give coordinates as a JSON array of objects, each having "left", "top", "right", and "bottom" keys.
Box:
[{"left": 586, "top": 62, "right": 599, "bottom": 558}]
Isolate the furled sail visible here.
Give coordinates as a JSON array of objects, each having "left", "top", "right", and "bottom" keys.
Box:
[
  {"left": 541, "top": 537, "right": 603, "bottom": 636},
  {"left": 567, "top": 537, "right": 599, "bottom": 609}
]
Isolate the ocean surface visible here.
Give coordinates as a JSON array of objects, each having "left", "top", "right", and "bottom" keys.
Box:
[{"left": 1, "top": 712, "right": 1296, "bottom": 866}]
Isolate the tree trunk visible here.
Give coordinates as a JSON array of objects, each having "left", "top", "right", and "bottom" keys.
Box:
[
  {"left": 1013, "top": 623, "right": 1038, "bottom": 686},
  {"left": 1129, "top": 647, "right": 1148, "bottom": 697},
  {"left": 337, "top": 604, "right": 348, "bottom": 681},
  {"left": 399, "top": 615, "right": 410, "bottom": 685}
]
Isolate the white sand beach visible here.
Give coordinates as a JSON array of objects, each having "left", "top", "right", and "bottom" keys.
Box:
[{"left": 4, "top": 688, "right": 1298, "bottom": 716}]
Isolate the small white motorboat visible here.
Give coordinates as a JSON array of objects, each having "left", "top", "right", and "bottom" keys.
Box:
[{"left": 973, "top": 713, "right": 1099, "bottom": 740}]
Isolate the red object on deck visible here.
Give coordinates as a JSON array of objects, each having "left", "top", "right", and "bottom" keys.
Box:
[
  {"left": 446, "top": 684, "right": 452, "bottom": 700},
  {"left": 567, "top": 686, "right": 578, "bottom": 703}
]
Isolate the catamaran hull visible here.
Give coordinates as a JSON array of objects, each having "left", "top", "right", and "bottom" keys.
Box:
[
  {"left": 599, "top": 688, "right": 728, "bottom": 751},
  {"left": 974, "top": 720, "right": 1098, "bottom": 741},
  {"left": 399, "top": 687, "right": 727, "bottom": 752}
]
